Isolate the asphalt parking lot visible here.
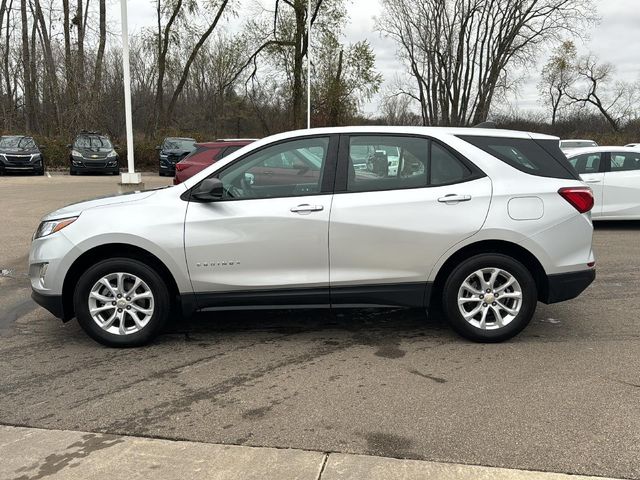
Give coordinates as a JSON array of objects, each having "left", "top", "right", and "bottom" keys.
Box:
[{"left": 1, "top": 174, "right": 640, "bottom": 479}]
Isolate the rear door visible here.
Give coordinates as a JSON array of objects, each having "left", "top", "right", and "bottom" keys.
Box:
[
  {"left": 328, "top": 134, "right": 492, "bottom": 307},
  {"left": 568, "top": 152, "right": 605, "bottom": 218},
  {"left": 602, "top": 151, "right": 640, "bottom": 218}
]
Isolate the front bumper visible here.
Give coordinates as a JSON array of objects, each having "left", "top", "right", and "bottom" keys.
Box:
[
  {"left": 541, "top": 269, "right": 596, "bottom": 304},
  {"left": 71, "top": 157, "right": 118, "bottom": 172},
  {"left": 31, "top": 290, "right": 66, "bottom": 320}
]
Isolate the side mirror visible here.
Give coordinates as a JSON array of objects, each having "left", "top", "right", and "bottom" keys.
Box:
[
  {"left": 114, "top": 145, "right": 120, "bottom": 150},
  {"left": 39, "top": 144, "right": 46, "bottom": 149},
  {"left": 191, "top": 178, "right": 223, "bottom": 202},
  {"left": 155, "top": 145, "right": 161, "bottom": 150},
  {"left": 66, "top": 144, "right": 72, "bottom": 148}
]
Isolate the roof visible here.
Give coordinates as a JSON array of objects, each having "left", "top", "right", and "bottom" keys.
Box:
[
  {"left": 165, "top": 137, "right": 196, "bottom": 141},
  {"left": 560, "top": 139, "right": 597, "bottom": 143},
  {"left": 248, "top": 126, "right": 558, "bottom": 142},
  {"left": 195, "top": 139, "right": 256, "bottom": 148},
  {"left": 564, "top": 146, "right": 640, "bottom": 157}
]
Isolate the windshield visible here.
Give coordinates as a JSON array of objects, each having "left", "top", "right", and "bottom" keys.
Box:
[
  {"left": 560, "top": 140, "right": 597, "bottom": 149},
  {"left": 163, "top": 138, "right": 196, "bottom": 151},
  {"left": 0, "top": 136, "right": 36, "bottom": 149},
  {"left": 74, "top": 135, "right": 112, "bottom": 149}
]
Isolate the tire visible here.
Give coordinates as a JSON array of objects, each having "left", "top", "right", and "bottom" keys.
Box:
[
  {"left": 70, "top": 168, "right": 77, "bottom": 176},
  {"left": 73, "top": 258, "right": 171, "bottom": 347},
  {"left": 442, "top": 254, "right": 537, "bottom": 343}
]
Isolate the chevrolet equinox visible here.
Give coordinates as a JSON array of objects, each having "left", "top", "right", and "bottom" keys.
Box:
[{"left": 29, "top": 127, "right": 596, "bottom": 347}]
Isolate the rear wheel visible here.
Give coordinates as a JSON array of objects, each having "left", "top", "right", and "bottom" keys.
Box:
[
  {"left": 442, "top": 254, "right": 537, "bottom": 342},
  {"left": 73, "top": 258, "right": 170, "bottom": 347}
]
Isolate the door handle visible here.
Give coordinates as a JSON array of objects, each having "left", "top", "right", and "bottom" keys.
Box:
[
  {"left": 290, "top": 204, "right": 324, "bottom": 214},
  {"left": 584, "top": 180, "right": 601, "bottom": 184},
  {"left": 438, "top": 194, "right": 472, "bottom": 203}
]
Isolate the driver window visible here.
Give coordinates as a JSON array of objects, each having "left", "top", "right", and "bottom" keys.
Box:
[{"left": 218, "top": 137, "right": 329, "bottom": 200}]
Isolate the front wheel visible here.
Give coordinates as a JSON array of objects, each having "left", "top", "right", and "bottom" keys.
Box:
[
  {"left": 442, "top": 254, "right": 537, "bottom": 342},
  {"left": 73, "top": 258, "right": 171, "bottom": 347}
]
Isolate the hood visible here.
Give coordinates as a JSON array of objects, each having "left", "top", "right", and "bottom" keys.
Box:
[
  {"left": 74, "top": 147, "right": 113, "bottom": 159},
  {"left": 0, "top": 147, "right": 39, "bottom": 155},
  {"left": 42, "top": 189, "right": 158, "bottom": 221}
]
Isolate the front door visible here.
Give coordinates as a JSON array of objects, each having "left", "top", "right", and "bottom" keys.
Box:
[
  {"left": 184, "top": 135, "right": 337, "bottom": 307},
  {"left": 328, "top": 134, "right": 492, "bottom": 307}
]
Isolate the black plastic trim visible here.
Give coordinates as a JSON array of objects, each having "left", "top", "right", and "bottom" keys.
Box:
[
  {"left": 331, "top": 282, "right": 430, "bottom": 308},
  {"left": 31, "top": 290, "right": 67, "bottom": 320},
  {"left": 541, "top": 269, "right": 595, "bottom": 304},
  {"left": 191, "top": 282, "right": 432, "bottom": 311}
]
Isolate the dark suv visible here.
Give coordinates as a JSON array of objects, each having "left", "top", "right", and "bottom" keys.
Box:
[
  {"left": 0, "top": 136, "right": 45, "bottom": 175},
  {"left": 69, "top": 132, "right": 119, "bottom": 175},
  {"left": 157, "top": 137, "right": 196, "bottom": 176}
]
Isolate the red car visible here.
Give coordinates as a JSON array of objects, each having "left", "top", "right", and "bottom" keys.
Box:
[{"left": 173, "top": 139, "right": 256, "bottom": 184}]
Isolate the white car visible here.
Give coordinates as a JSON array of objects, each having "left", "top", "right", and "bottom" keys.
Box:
[
  {"left": 29, "top": 126, "right": 596, "bottom": 347},
  {"left": 560, "top": 139, "right": 598, "bottom": 154},
  {"left": 566, "top": 146, "right": 640, "bottom": 220}
]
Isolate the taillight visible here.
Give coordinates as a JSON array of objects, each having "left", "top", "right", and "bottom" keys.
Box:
[{"left": 558, "top": 187, "right": 594, "bottom": 213}]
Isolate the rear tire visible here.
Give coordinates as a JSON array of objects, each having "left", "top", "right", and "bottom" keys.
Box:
[
  {"left": 73, "top": 258, "right": 171, "bottom": 347},
  {"left": 442, "top": 254, "right": 537, "bottom": 342}
]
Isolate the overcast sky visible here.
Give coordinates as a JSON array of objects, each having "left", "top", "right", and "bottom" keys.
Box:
[{"left": 115, "top": 0, "right": 640, "bottom": 118}]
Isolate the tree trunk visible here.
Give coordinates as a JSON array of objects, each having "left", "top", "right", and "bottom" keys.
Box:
[
  {"left": 93, "top": 0, "right": 106, "bottom": 93},
  {"left": 166, "top": 0, "right": 229, "bottom": 122},
  {"left": 20, "top": 0, "right": 33, "bottom": 131}
]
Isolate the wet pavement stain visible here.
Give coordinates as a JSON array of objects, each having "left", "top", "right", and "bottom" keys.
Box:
[
  {"left": 13, "top": 433, "right": 124, "bottom": 480},
  {"left": 0, "top": 298, "right": 37, "bottom": 330}
]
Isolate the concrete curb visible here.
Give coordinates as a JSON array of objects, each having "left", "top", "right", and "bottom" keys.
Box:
[{"left": 0, "top": 425, "right": 622, "bottom": 480}]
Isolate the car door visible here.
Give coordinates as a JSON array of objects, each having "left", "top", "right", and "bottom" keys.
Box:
[
  {"left": 184, "top": 135, "right": 337, "bottom": 307},
  {"left": 567, "top": 152, "right": 604, "bottom": 218},
  {"left": 329, "top": 134, "right": 492, "bottom": 307},
  {"left": 602, "top": 151, "right": 640, "bottom": 219}
]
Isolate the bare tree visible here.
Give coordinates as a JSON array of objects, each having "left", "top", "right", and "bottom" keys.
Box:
[
  {"left": 539, "top": 40, "right": 577, "bottom": 125},
  {"left": 378, "top": 0, "right": 595, "bottom": 126},
  {"left": 565, "top": 54, "right": 637, "bottom": 132}
]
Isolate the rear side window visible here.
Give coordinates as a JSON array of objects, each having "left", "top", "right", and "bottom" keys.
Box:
[
  {"left": 345, "top": 136, "right": 474, "bottom": 193},
  {"left": 458, "top": 135, "right": 578, "bottom": 179}
]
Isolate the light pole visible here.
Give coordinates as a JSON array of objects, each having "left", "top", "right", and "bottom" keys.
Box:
[{"left": 119, "top": 0, "right": 142, "bottom": 189}]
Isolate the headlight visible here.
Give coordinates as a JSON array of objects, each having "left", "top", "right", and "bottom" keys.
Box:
[
  {"left": 34, "top": 217, "right": 78, "bottom": 240},
  {"left": 71, "top": 150, "right": 83, "bottom": 158},
  {"left": 107, "top": 150, "right": 117, "bottom": 158}
]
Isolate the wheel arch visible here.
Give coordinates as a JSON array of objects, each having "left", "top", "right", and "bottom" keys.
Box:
[
  {"left": 429, "top": 239, "right": 548, "bottom": 310},
  {"left": 61, "top": 243, "right": 181, "bottom": 321}
]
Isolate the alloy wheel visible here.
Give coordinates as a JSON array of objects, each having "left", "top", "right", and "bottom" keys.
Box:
[
  {"left": 87, "top": 272, "right": 155, "bottom": 335},
  {"left": 457, "top": 268, "right": 523, "bottom": 330}
]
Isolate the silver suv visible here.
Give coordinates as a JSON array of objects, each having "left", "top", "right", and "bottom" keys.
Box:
[{"left": 29, "top": 127, "right": 596, "bottom": 347}]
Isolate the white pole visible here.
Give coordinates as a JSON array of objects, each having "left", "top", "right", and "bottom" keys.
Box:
[
  {"left": 307, "top": 0, "right": 311, "bottom": 129},
  {"left": 120, "top": 0, "right": 141, "bottom": 185}
]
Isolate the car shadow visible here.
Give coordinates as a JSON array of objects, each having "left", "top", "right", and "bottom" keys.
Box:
[
  {"left": 593, "top": 220, "right": 640, "bottom": 230},
  {"left": 165, "top": 307, "right": 453, "bottom": 340}
]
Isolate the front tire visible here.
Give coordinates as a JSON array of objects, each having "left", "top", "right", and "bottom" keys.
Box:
[
  {"left": 73, "top": 258, "right": 171, "bottom": 347},
  {"left": 442, "top": 254, "right": 537, "bottom": 342}
]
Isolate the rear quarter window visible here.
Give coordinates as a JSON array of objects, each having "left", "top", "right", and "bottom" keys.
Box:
[{"left": 458, "top": 135, "right": 579, "bottom": 180}]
